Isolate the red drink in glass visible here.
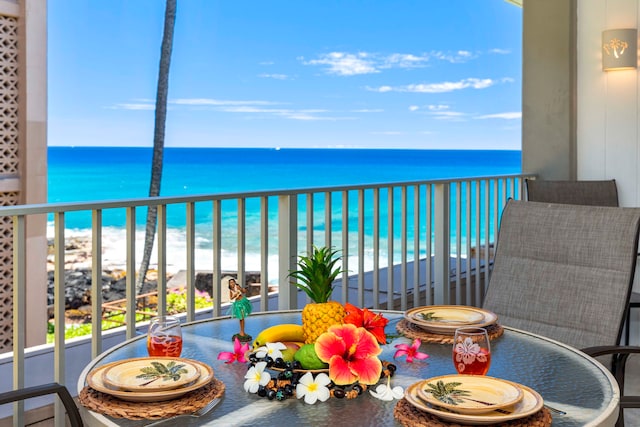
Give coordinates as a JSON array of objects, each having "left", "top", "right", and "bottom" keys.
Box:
[
  {"left": 147, "top": 315, "right": 183, "bottom": 357},
  {"left": 453, "top": 327, "right": 491, "bottom": 375},
  {"left": 147, "top": 334, "right": 183, "bottom": 357},
  {"left": 453, "top": 347, "right": 491, "bottom": 375}
]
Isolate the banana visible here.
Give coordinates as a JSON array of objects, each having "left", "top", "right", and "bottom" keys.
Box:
[{"left": 252, "top": 324, "right": 305, "bottom": 349}]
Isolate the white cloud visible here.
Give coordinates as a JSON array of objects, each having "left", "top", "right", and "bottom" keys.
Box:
[
  {"left": 258, "top": 73, "right": 289, "bottom": 80},
  {"left": 109, "top": 103, "right": 154, "bottom": 110},
  {"left": 302, "top": 52, "right": 378, "bottom": 76},
  {"left": 475, "top": 112, "right": 521, "bottom": 119},
  {"left": 218, "top": 106, "right": 291, "bottom": 113},
  {"left": 218, "top": 105, "right": 352, "bottom": 121},
  {"left": 220, "top": 106, "right": 325, "bottom": 114},
  {"left": 302, "top": 49, "right": 495, "bottom": 75},
  {"left": 351, "top": 109, "right": 384, "bottom": 113},
  {"left": 367, "top": 78, "right": 497, "bottom": 94},
  {"left": 430, "top": 111, "right": 466, "bottom": 121},
  {"left": 116, "top": 97, "right": 368, "bottom": 121},
  {"left": 408, "top": 105, "right": 420, "bottom": 111},
  {"left": 489, "top": 48, "right": 511, "bottom": 55},
  {"left": 284, "top": 113, "right": 337, "bottom": 121},
  {"left": 302, "top": 51, "right": 431, "bottom": 76},
  {"left": 407, "top": 78, "right": 494, "bottom": 92},
  {"left": 381, "top": 53, "right": 430, "bottom": 69},
  {"left": 366, "top": 85, "right": 393, "bottom": 93},
  {"left": 171, "top": 98, "right": 281, "bottom": 106},
  {"left": 427, "top": 104, "right": 450, "bottom": 111},
  {"left": 431, "top": 50, "right": 477, "bottom": 63}
]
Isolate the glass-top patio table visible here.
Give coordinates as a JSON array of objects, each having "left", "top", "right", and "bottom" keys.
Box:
[{"left": 77, "top": 310, "right": 620, "bottom": 426}]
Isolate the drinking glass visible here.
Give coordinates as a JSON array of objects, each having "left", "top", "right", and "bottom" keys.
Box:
[
  {"left": 147, "top": 315, "right": 183, "bottom": 357},
  {"left": 453, "top": 327, "right": 491, "bottom": 375}
]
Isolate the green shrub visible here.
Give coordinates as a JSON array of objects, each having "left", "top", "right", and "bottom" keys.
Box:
[{"left": 46, "top": 287, "right": 213, "bottom": 343}]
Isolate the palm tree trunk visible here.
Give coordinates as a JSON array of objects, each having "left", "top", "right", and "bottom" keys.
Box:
[{"left": 137, "top": 0, "right": 177, "bottom": 293}]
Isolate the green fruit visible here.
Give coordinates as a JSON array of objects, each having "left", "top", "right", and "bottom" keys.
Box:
[
  {"left": 281, "top": 347, "right": 297, "bottom": 362},
  {"left": 294, "top": 343, "right": 329, "bottom": 370}
]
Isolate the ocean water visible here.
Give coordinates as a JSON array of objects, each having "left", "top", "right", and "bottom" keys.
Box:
[
  {"left": 49, "top": 147, "right": 521, "bottom": 203},
  {"left": 48, "top": 147, "right": 522, "bottom": 277}
]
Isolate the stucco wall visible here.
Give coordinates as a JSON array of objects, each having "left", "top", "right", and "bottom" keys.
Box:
[
  {"left": 577, "top": 0, "right": 640, "bottom": 207},
  {"left": 522, "top": 0, "right": 576, "bottom": 181}
]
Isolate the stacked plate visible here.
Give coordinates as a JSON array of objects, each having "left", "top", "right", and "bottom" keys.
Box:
[
  {"left": 404, "top": 305, "right": 498, "bottom": 335},
  {"left": 87, "top": 357, "right": 214, "bottom": 402},
  {"left": 404, "top": 374, "right": 544, "bottom": 425}
]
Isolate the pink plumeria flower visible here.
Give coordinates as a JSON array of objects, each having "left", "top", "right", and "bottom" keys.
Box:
[
  {"left": 394, "top": 338, "right": 429, "bottom": 363},
  {"left": 217, "top": 337, "right": 250, "bottom": 364}
]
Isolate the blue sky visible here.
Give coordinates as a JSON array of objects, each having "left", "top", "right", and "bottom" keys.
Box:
[{"left": 48, "top": 1, "right": 522, "bottom": 150}]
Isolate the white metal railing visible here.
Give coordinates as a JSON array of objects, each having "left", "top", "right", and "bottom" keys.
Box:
[{"left": 0, "top": 173, "right": 532, "bottom": 425}]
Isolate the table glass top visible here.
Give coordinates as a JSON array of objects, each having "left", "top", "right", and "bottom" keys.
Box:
[{"left": 79, "top": 311, "right": 618, "bottom": 426}]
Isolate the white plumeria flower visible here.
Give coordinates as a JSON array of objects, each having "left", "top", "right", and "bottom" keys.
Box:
[
  {"left": 255, "top": 342, "right": 287, "bottom": 360},
  {"left": 296, "top": 372, "right": 331, "bottom": 404},
  {"left": 244, "top": 361, "right": 271, "bottom": 393},
  {"left": 256, "top": 342, "right": 287, "bottom": 360},
  {"left": 369, "top": 376, "right": 404, "bottom": 401}
]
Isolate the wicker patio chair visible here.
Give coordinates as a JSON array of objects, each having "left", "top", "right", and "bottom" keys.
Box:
[
  {"left": 482, "top": 199, "right": 640, "bottom": 427},
  {"left": 0, "top": 382, "right": 83, "bottom": 426}
]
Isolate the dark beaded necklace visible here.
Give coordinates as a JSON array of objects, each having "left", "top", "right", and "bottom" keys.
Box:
[{"left": 246, "top": 352, "right": 397, "bottom": 401}]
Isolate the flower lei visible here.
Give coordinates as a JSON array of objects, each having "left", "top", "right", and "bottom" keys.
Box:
[{"left": 243, "top": 350, "right": 398, "bottom": 402}]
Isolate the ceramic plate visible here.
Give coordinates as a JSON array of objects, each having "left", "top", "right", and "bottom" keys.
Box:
[
  {"left": 417, "top": 375, "right": 523, "bottom": 415},
  {"left": 405, "top": 380, "right": 543, "bottom": 425},
  {"left": 87, "top": 358, "right": 214, "bottom": 402},
  {"left": 101, "top": 357, "right": 201, "bottom": 392},
  {"left": 404, "top": 305, "right": 498, "bottom": 335}
]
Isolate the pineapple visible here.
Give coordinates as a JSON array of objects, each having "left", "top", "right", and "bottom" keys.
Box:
[{"left": 288, "top": 246, "right": 346, "bottom": 344}]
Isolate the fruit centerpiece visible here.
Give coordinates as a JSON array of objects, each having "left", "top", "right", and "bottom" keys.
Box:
[{"left": 215, "top": 246, "right": 427, "bottom": 405}]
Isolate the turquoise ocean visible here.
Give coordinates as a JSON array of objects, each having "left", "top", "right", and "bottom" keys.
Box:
[{"left": 48, "top": 147, "right": 521, "bottom": 278}]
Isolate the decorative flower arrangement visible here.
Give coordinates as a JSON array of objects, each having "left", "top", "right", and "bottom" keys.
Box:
[
  {"left": 240, "top": 343, "right": 398, "bottom": 403},
  {"left": 216, "top": 307, "right": 432, "bottom": 404},
  {"left": 217, "top": 247, "right": 429, "bottom": 405},
  {"left": 215, "top": 306, "right": 431, "bottom": 404}
]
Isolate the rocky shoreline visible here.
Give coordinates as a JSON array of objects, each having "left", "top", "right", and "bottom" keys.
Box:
[{"left": 47, "top": 236, "right": 263, "bottom": 322}]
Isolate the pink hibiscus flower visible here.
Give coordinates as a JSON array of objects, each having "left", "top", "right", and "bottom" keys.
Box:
[{"left": 315, "top": 323, "right": 382, "bottom": 385}]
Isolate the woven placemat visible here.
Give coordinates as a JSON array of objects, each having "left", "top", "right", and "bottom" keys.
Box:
[
  {"left": 78, "top": 378, "right": 225, "bottom": 420},
  {"left": 394, "top": 398, "right": 552, "bottom": 427},
  {"left": 396, "top": 319, "right": 504, "bottom": 344}
]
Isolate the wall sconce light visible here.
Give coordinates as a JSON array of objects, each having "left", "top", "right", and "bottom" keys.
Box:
[{"left": 602, "top": 29, "right": 637, "bottom": 71}]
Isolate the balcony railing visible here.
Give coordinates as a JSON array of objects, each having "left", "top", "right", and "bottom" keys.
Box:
[{"left": 0, "top": 173, "right": 532, "bottom": 425}]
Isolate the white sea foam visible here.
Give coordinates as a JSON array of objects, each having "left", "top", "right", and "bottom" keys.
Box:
[{"left": 49, "top": 223, "right": 391, "bottom": 285}]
